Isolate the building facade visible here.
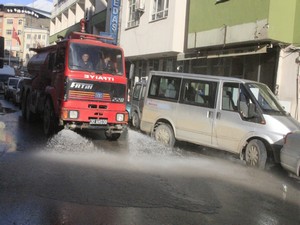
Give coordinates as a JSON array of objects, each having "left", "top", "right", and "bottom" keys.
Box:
[
  {"left": 0, "top": 4, "right": 51, "bottom": 67},
  {"left": 119, "top": 0, "right": 187, "bottom": 84},
  {"left": 185, "top": 0, "right": 300, "bottom": 120},
  {"left": 48, "top": 0, "right": 300, "bottom": 121},
  {"left": 49, "top": 0, "right": 108, "bottom": 44}
]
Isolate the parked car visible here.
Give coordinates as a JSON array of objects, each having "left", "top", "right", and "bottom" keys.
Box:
[
  {"left": 0, "top": 82, "right": 4, "bottom": 94},
  {"left": 12, "top": 77, "right": 31, "bottom": 105},
  {"left": 4, "top": 77, "right": 19, "bottom": 101},
  {"left": 280, "top": 131, "right": 300, "bottom": 176},
  {"left": 0, "top": 65, "right": 16, "bottom": 94}
]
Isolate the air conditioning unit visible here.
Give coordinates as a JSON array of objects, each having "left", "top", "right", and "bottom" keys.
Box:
[{"left": 137, "top": 0, "right": 145, "bottom": 12}]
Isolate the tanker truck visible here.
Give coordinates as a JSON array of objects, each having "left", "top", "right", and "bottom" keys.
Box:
[{"left": 21, "top": 30, "right": 128, "bottom": 140}]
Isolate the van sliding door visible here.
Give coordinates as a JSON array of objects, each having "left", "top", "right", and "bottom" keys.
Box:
[{"left": 176, "top": 79, "right": 218, "bottom": 146}]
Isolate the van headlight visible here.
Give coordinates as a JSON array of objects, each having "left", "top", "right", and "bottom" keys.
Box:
[{"left": 116, "top": 113, "right": 124, "bottom": 122}]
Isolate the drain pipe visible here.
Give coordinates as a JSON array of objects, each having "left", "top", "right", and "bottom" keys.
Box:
[{"left": 295, "top": 54, "right": 300, "bottom": 120}]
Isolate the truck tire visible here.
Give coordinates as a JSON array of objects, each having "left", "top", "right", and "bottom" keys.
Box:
[
  {"left": 21, "top": 92, "right": 27, "bottom": 120},
  {"left": 25, "top": 94, "right": 35, "bottom": 122},
  {"left": 105, "top": 132, "right": 121, "bottom": 141},
  {"left": 154, "top": 123, "right": 175, "bottom": 147},
  {"left": 245, "top": 139, "right": 267, "bottom": 169},
  {"left": 43, "top": 98, "right": 56, "bottom": 136}
]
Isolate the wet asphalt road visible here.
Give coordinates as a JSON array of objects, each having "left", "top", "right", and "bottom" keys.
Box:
[{"left": 0, "top": 95, "right": 299, "bottom": 225}]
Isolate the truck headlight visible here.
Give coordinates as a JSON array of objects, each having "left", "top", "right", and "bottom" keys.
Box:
[
  {"left": 69, "top": 110, "right": 79, "bottom": 119},
  {"left": 116, "top": 113, "right": 124, "bottom": 122}
]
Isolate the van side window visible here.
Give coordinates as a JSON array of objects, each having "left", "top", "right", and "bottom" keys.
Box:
[
  {"left": 222, "top": 83, "right": 239, "bottom": 111},
  {"left": 133, "top": 84, "right": 142, "bottom": 100},
  {"left": 181, "top": 79, "right": 218, "bottom": 108},
  {"left": 148, "top": 75, "right": 181, "bottom": 101}
]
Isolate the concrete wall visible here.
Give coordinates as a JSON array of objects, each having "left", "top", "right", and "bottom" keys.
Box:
[
  {"left": 276, "top": 48, "right": 300, "bottom": 119},
  {"left": 119, "top": 0, "right": 187, "bottom": 59}
]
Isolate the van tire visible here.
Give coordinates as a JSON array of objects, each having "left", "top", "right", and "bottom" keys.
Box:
[
  {"left": 245, "top": 139, "right": 267, "bottom": 169},
  {"left": 132, "top": 111, "right": 140, "bottom": 129},
  {"left": 154, "top": 123, "right": 175, "bottom": 147},
  {"left": 43, "top": 98, "right": 56, "bottom": 136}
]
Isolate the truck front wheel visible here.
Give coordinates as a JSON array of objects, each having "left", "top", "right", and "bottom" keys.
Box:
[{"left": 44, "top": 98, "right": 56, "bottom": 136}]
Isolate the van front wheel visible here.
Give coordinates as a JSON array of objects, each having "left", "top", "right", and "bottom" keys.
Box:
[
  {"left": 154, "top": 123, "right": 175, "bottom": 147},
  {"left": 245, "top": 139, "right": 267, "bottom": 169}
]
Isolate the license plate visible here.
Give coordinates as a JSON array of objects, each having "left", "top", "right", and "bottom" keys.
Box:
[{"left": 89, "top": 119, "right": 107, "bottom": 125}]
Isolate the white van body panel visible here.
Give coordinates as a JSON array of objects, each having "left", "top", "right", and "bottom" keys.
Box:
[{"left": 140, "top": 71, "right": 300, "bottom": 163}]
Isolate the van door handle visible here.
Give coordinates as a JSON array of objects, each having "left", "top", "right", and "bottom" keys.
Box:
[
  {"left": 216, "top": 112, "right": 221, "bottom": 119},
  {"left": 207, "top": 111, "right": 213, "bottom": 118}
]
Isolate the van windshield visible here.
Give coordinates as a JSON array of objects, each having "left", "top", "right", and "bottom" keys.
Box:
[
  {"left": 246, "top": 83, "right": 286, "bottom": 115},
  {"left": 68, "top": 43, "right": 124, "bottom": 75}
]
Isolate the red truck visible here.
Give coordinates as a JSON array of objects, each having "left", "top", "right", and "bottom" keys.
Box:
[{"left": 21, "top": 31, "right": 128, "bottom": 140}]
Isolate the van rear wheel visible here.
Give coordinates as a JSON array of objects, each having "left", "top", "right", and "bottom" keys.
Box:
[
  {"left": 245, "top": 139, "right": 267, "bottom": 169},
  {"left": 154, "top": 123, "right": 175, "bottom": 147}
]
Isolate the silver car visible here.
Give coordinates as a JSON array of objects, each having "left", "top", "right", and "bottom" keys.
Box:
[{"left": 280, "top": 131, "right": 300, "bottom": 176}]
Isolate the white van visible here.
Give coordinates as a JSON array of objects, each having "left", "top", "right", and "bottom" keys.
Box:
[{"left": 140, "top": 71, "right": 300, "bottom": 168}]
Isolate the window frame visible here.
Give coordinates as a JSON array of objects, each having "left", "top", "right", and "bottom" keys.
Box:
[
  {"left": 151, "top": 0, "right": 169, "bottom": 21},
  {"left": 127, "top": 0, "right": 140, "bottom": 28}
]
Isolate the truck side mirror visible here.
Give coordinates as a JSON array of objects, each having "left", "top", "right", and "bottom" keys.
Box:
[{"left": 129, "top": 63, "right": 134, "bottom": 80}]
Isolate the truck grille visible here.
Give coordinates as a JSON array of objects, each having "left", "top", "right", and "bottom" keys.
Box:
[{"left": 68, "top": 90, "right": 111, "bottom": 102}]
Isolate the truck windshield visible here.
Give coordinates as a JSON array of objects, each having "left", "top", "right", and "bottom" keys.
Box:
[
  {"left": 246, "top": 83, "right": 286, "bottom": 115},
  {"left": 68, "top": 43, "right": 123, "bottom": 75}
]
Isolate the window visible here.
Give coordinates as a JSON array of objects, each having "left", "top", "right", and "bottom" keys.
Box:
[
  {"left": 6, "top": 29, "right": 12, "bottom": 35},
  {"left": 27, "top": 34, "right": 31, "bottom": 39},
  {"left": 222, "top": 83, "right": 239, "bottom": 111},
  {"left": 5, "top": 40, "right": 11, "bottom": 47},
  {"left": 18, "top": 30, "right": 21, "bottom": 35},
  {"left": 149, "top": 75, "right": 181, "bottom": 101},
  {"left": 18, "top": 19, "right": 22, "bottom": 25},
  {"left": 151, "top": 0, "right": 169, "bottom": 21},
  {"left": 182, "top": 79, "right": 218, "bottom": 108},
  {"left": 7, "top": 19, "right": 13, "bottom": 24},
  {"left": 127, "top": 0, "right": 140, "bottom": 28},
  {"left": 133, "top": 84, "right": 142, "bottom": 100}
]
